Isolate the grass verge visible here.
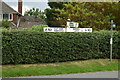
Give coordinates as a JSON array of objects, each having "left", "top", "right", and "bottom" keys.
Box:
[{"left": 2, "top": 59, "right": 119, "bottom": 77}]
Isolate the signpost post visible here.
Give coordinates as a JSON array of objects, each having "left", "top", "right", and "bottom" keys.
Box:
[{"left": 110, "top": 20, "right": 116, "bottom": 62}]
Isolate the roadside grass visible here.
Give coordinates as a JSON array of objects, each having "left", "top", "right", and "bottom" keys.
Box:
[{"left": 2, "top": 59, "right": 119, "bottom": 77}]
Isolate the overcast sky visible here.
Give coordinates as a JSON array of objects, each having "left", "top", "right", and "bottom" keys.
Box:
[{"left": 3, "top": 0, "right": 50, "bottom": 15}]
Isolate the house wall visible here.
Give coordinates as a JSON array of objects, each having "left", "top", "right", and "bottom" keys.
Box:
[
  {"left": 13, "top": 13, "right": 18, "bottom": 25},
  {"left": 0, "top": 14, "right": 3, "bottom": 21}
]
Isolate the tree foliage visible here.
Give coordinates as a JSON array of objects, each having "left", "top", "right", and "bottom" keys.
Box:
[
  {"left": 45, "top": 2, "right": 120, "bottom": 30},
  {"left": 24, "top": 8, "right": 46, "bottom": 20}
]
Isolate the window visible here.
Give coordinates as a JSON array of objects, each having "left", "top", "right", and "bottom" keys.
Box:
[
  {"left": 10, "top": 14, "right": 12, "bottom": 20},
  {"left": 3, "top": 14, "right": 9, "bottom": 20},
  {"left": 3, "top": 14, "right": 13, "bottom": 21}
]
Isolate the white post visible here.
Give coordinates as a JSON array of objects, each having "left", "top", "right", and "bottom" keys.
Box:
[{"left": 110, "top": 20, "right": 113, "bottom": 62}]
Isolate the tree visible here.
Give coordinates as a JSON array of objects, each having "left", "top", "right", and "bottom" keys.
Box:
[
  {"left": 24, "top": 8, "right": 46, "bottom": 20},
  {"left": 46, "top": 2, "right": 120, "bottom": 30},
  {"left": 45, "top": 2, "right": 69, "bottom": 27}
]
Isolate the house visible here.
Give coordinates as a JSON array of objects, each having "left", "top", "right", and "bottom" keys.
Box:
[
  {"left": 0, "top": 0, "right": 22, "bottom": 26},
  {"left": 0, "top": 0, "right": 46, "bottom": 28}
]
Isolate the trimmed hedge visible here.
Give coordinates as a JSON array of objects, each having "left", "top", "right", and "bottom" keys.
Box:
[
  {"left": 2, "top": 30, "right": 120, "bottom": 64},
  {"left": 32, "top": 25, "right": 48, "bottom": 31},
  {"left": 1, "top": 19, "right": 11, "bottom": 28}
]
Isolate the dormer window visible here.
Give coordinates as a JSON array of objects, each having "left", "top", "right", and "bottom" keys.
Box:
[{"left": 3, "top": 14, "right": 13, "bottom": 21}]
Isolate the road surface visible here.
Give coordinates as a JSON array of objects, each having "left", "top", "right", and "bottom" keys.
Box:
[{"left": 15, "top": 71, "right": 118, "bottom": 78}]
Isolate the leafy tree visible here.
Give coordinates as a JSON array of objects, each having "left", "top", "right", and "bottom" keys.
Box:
[
  {"left": 46, "top": 2, "right": 120, "bottom": 30},
  {"left": 45, "top": 2, "right": 68, "bottom": 27},
  {"left": 24, "top": 8, "right": 46, "bottom": 20}
]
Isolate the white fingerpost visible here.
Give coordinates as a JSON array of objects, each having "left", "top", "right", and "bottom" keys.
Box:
[
  {"left": 110, "top": 20, "right": 116, "bottom": 62},
  {"left": 110, "top": 20, "right": 113, "bottom": 62},
  {"left": 66, "top": 19, "right": 79, "bottom": 28}
]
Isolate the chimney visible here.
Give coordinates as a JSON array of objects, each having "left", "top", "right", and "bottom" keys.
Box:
[{"left": 18, "top": 0, "right": 22, "bottom": 14}]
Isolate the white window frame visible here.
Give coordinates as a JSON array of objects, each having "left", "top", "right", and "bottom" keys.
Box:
[
  {"left": 2, "top": 14, "right": 13, "bottom": 21},
  {"left": 3, "top": 14, "right": 9, "bottom": 20},
  {"left": 9, "top": 14, "right": 13, "bottom": 21}
]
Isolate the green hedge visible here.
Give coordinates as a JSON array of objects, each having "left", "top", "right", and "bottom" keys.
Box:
[
  {"left": 31, "top": 25, "right": 48, "bottom": 31},
  {"left": 1, "top": 19, "right": 11, "bottom": 28},
  {"left": 2, "top": 30, "right": 120, "bottom": 64}
]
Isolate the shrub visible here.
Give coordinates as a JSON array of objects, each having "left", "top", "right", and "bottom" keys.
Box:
[
  {"left": 2, "top": 30, "right": 120, "bottom": 64},
  {"left": 32, "top": 25, "right": 48, "bottom": 31},
  {"left": 2, "top": 19, "right": 11, "bottom": 28}
]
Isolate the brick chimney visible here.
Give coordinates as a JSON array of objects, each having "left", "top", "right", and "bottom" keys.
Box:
[{"left": 18, "top": 0, "right": 22, "bottom": 14}]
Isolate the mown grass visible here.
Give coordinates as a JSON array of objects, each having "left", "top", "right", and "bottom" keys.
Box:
[{"left": 2, "top": 59, "right": 119, "bottom": 77}]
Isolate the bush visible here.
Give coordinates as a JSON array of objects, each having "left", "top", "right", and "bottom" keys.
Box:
[
  {"left": 2, "top": 30, "right": 120, "bottom": 64},
  {"left": 2, "top": 19, "right": 11, "bottom": 28},
  {"left": 32, "top": 25, "right": 48, "bottom": 31}
]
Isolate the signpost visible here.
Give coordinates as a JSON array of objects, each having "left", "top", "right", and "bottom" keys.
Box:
[
  {"left": 44, "top": 19, "right": 117, "bottom": 62},
  {"left": 67, "top": 22, "right": 79, "bottom": 28},
  {"left": 110, "top": 20, "right": 116, "bottom": 62},
  {"left": 44, "top": 19, "right": 92, "bottom": 32},
  {"left": 44, "top": 28, "right": 92, "bottom": 32},
  {"left": 66, "top": 19, "right": 79, "bottom": 28}
]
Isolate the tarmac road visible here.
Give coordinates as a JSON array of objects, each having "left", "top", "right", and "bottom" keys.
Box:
[{"left": 15, "top": 71, "right": 118, "bottom": 78}]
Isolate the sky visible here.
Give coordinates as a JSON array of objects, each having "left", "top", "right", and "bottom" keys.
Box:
[{"left": 3, "top": 0, "right": 50, "bottom": 15}]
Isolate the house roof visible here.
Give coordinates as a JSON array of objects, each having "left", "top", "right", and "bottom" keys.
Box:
[
  {"left": 20, "top": 16, "right": 46, "bottom": 23},
  {"left": 19, "top": 16, "right": 46, "bottom": 28},
  {"left": 0, "top": 1, "right": 21, "bottom": 15}
]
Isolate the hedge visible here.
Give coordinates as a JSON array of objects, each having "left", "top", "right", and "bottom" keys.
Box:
[
  {"left": 2, "top": 30, "right": 120, "bottom": 64},
  {"left": 31, "top": 25, "right": 48, "bottom": 31}
]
